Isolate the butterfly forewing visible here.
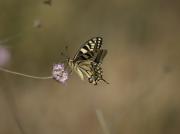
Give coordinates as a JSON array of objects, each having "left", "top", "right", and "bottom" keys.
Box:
[{"left": 73, "top": 37, "right": 103, "bottom": 62}]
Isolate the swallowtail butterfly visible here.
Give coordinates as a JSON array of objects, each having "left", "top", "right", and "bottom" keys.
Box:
[{"left": 67, "top": 37, "right": 109, "bottom": 85}]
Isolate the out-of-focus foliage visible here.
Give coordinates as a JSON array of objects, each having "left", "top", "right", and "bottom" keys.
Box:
[{"left": 0, "top": 0, "right": 180, "bottom": 134}]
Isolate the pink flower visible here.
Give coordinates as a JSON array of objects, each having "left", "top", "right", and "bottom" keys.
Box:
[{"left": 52, "top": 63, "right": 68, "bottom": 84}]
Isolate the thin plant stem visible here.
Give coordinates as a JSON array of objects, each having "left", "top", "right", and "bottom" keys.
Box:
[
  {"left": 96, "top": 109, "right": 111, "bottom": 134},
  {"left": 0, "top": 67, "right": 52, "bottom": 80}
]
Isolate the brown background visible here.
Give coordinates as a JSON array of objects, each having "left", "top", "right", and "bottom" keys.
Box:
[{"left": 0, "top": 0, "right": 180, "bottom": 134}]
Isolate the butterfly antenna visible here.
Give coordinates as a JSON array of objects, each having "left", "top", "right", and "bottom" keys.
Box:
[
  {"left": 60, "top": 46, "right": 69, "bottom": 59},
  {"left": 61, "top": 45, "right": 70, "bottom": 58},
  {"left": 60, "top": 46, "right": 70, "bottom": 68},
  {"left": 65, "top": 46, "right": 70, "bottom": 58},
  {"left": 60, "top": 52, "right": 66, "bottom": 58}
]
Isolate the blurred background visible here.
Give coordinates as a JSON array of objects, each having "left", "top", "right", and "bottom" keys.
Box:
[{"left": 0, "top": 0, "right": 180, "bottom": 134}]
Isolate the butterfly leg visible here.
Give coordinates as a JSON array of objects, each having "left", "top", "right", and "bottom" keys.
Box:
[{"left": 101, "top": 78, "right": 109, "bottom": 84}]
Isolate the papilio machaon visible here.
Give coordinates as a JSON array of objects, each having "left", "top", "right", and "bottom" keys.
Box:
[{"left": 67, "top": 37, "right": 109, "bottom": 85}]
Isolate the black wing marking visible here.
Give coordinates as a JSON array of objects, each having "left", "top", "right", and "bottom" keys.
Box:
[
  {"left": 94, "top": 49, "right": 107, "bottom": 64},
  {"left": 73, "top": 37, "right": 103, "bottom": 62}
]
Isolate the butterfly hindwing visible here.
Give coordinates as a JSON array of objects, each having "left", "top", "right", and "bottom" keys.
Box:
[
  {"left": 78, "top": 60, "right": 94, "bottom": 79},
  {"left": 94, "top": 49, "right": 107, "bottom": 64}
]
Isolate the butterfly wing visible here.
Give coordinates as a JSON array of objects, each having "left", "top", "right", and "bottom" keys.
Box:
[
  {"left": 73, "top": 37, "right": 103, "bottom": 62},
  {"left": 77, "top": 60, "right": 94, "bottom": 80}
]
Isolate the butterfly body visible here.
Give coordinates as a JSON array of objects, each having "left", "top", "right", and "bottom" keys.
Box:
[{"left": 67, "top": 37, "right": 108, "bottom": 85}]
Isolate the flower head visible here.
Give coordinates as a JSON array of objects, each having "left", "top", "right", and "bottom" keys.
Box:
[{"left": 52, "top": 63, "right": 68, "bottom": 84}]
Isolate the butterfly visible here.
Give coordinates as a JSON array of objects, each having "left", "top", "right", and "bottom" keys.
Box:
[{"left": 67, "top": 37, "right": 109, "bottom": 85}]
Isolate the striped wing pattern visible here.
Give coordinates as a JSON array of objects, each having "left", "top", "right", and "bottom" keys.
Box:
[{"left": 73, "top": 37, "right": 103, "bottom": 61}]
